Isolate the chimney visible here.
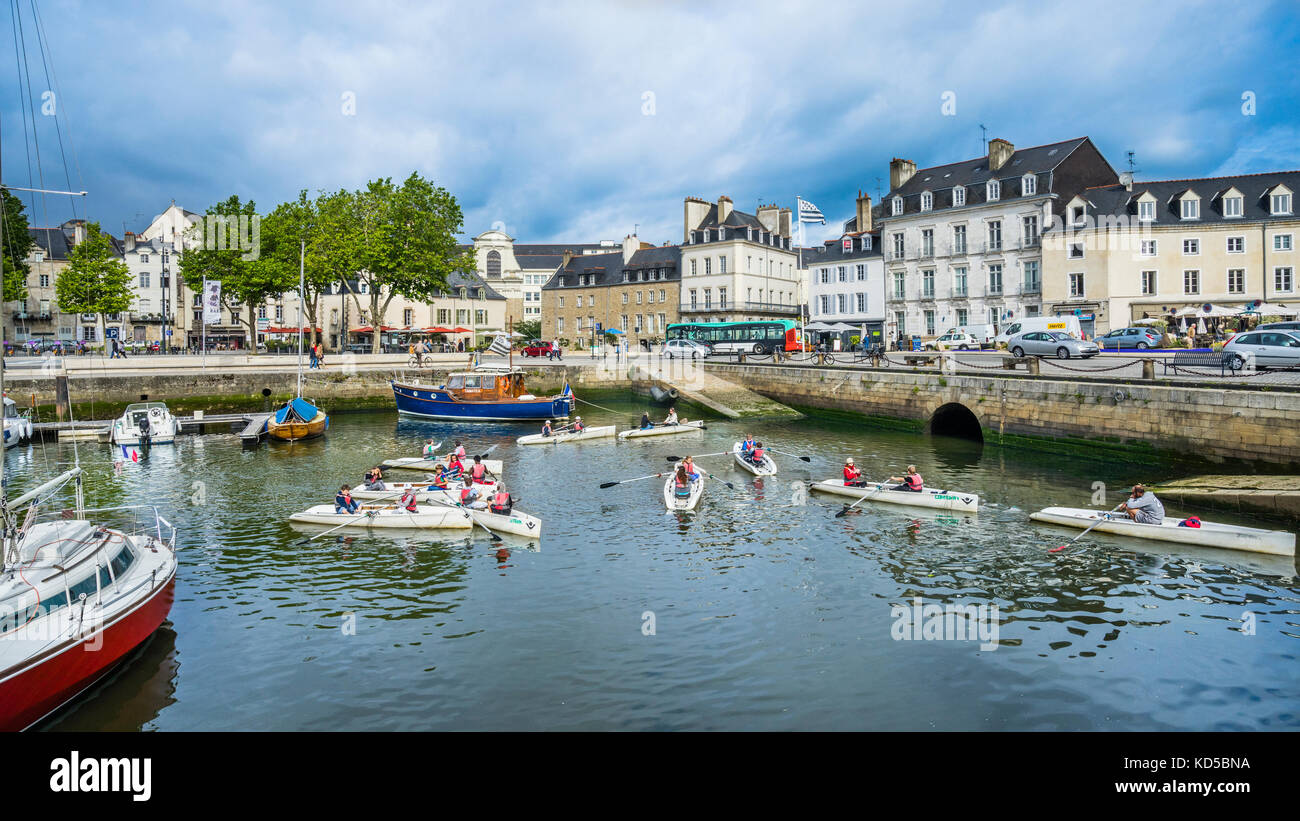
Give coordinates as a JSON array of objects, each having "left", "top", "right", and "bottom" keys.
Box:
[
  {"left": 71, "top": 220, "right": 87, "bottom": 246},
  {"left": 889, "top": 158, "right": 917, "bottom": 191},
  {"left": 988, "top": 138, "right": 1014, "bottom": 171},
  {"left": 855, "top": 191, "right": 873, "bottom": 233},
  {"left": 717, "top": 195, "right": 733, "bottom": 224},
  {"left": 125, "top": 231, "right": 136, "bottom": 252},
  {"left": 561, "top": 249, "right": 574, "bottom": 268},
  {"left": 778, "top": 207, "right": 792, "bottom": 239},
  {"left": 622, "top": 233, "right": 639, "bottom": 264},
  {"left": 756, "top": 204, "right": 780, "bottom": 233},
  {"left": 683, "top": 196, "right": 709, "bottom": 242},
  {"left": 1118, "top": 171, "right": 1134, "bottom": 191}
]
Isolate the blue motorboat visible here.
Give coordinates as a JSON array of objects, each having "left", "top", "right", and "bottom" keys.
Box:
[{"left": 392, "top": 366, "right": 574, "bottom": 422}]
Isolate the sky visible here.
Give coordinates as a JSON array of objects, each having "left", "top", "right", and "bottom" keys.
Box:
[{"left": 3, "top": 0, "right": 1299, "bottom": 249}]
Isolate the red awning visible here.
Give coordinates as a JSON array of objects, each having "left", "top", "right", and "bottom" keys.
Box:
[
  {"left": 422, "top": 327, "right": 455, "bottom": 334},
  {"left": 264, "top": 326, "right": 322, "bottom": 334},
  {"left": 348, "top": 326, "right": 397, "bottom": 334},
  {"left": 450, "top": 327, "right": 472, "bottom": 333}
]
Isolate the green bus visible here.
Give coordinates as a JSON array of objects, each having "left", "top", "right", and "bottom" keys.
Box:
[{"left": 665, "top": 320, "right": 799, "bottom": 353}]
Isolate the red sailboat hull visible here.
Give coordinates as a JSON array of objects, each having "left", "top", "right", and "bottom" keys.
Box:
[{"left": 0, "top": 575, "right": 176, "bottom": 732}]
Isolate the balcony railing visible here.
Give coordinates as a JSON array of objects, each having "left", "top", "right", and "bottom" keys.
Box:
[
  {"left": 1018, "top": 237, "right": 1041, "bottom": 249},
  {"left": 982, "top": 241, "right": 1004, "bottom": 254},
  {"left": 1021, "top": 280, "right": 1042, "bottom": 294}
]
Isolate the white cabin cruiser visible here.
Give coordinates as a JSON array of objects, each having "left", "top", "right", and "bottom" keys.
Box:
[
  {"left": 110, "top": 402, "right": 180, "bottom": 446},
  {"left": 3, "top": 396, "right": 32, "bottom": 449}
]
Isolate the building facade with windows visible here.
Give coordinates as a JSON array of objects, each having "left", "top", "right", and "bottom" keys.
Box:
[
  {"left": 1043, "top": 170, "right": 1300, "bottom": 333},
  {"left": 468, "top": 230, "right": 612, "bottom": 323},
  {"left": 805, "top": 191, "right": 886, "bottom": 347},
  {"left": 879, "top": 137, "right": 1118, "bottom": 341},
  {"left": 119, "top": 233, "right": 179, "bottom": 345},
  {"left": 679, "top": 196, "right": 800, "bottom": 323},
  {"left": 540, "top": 234, "right": 681, "bottom": 349}
]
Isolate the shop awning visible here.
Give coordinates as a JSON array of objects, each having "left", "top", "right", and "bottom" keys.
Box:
[
  {"left": 348, "top": 326, "right": 398, "bottom": 334},
  {"left": 264, "top": 326, "right": 322, "bottom": 334}
]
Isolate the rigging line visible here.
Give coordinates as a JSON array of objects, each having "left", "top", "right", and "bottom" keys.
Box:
[
  {"left": 12, "top": 0, "right": 56, "bottom": 279},
  {"left": 28, "top": 0, "right": 83, "bottom": 212},
  {"left": 8, "top": 0, "right": 37, "bottom": 218}
]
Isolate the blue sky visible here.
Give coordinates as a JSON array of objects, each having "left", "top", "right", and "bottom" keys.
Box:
[{"left": 4, "top": 0, "right": 1299, "bottom": 248}]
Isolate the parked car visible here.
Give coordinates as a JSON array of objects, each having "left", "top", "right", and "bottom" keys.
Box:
[
  {"left": 1257, "top": 321, "right": 1300, "bottom": 333},
  {"left": 1097, "top": 326, "right": 1162, "bottom": 350},
  {"left": 1007, "top": 331, "right": 1100, "bottom": 359},
  {"left": 661, "top": 339, "right": 711, "bottom": 359},
  {"left": 923, "top": 331, "right": 981, "bottom": 351},
  {"left": 996, "top": 316, "right": 1084, "bottom": 347},
  {"left": 1222, "top": 330, "right": 1300, "bottom": 369},
  {"left": 521, "top": 339, "right": 554, "bottom": 357}
]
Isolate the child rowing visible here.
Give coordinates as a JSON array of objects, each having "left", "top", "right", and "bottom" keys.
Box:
[
  {"left": 887, "top": 465, "right": 924, "bottom": 493},
  {"left": 843, "top": 457, "right": 867, "bottom": 488}
]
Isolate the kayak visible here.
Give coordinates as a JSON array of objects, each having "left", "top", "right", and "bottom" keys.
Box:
[
  {"left": 731, "top": 442, "right": 777, "bottom": 476},
  {"left": 810, "top": 479, "right": 980, "bottom": 513},
  {"left": 381, "top": 457, "right": 503, "bottom": 477},
  {"left": 618, "top": 421, "right": 705, "bottom": 440},
  {"left": 663, "top": 474, "right": 705, "bottom": 512},
  {"left": 516, "top": 425, "right": 616, "bottom": 445},
  {"left": 1030, "top": 506, "right": 1296, "bottom": 557},
  {"left": 426, "top": 492, "right": 543, "bottom": 538},
  {"left": 288, "top": 503, "right": 473, "bottom": 530},
  {"left": 350, "top": 479, "right": 495, "bottom": 502}
]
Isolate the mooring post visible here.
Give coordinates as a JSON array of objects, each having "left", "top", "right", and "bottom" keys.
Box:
[{"left": 1142, "top": 359, "right": 1155, "bottom": 380}]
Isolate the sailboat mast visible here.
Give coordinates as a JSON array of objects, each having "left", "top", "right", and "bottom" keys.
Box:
[{"left": 297, "top": 240, "right": 304, "bottom": 398}]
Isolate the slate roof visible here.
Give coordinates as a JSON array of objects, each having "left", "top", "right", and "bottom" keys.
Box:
[
  {"left": 693, "top": 203, "right": 767, "bottom": 231},
  {"left": 542, "top": 246, "right": 682, "bottom": 290},
  {"left": 1062, "top": 170, "right": 1300, "bottom": 228},
  {"left": 802, "top": 233, "right": 883, "bottom": 269},
  {"left": 445, "top": 269, "right": 506, "bottom": 300},
  {"left": 886, "top": 137, "right": 1095, "bottom": 215},
  {"left": 27, "top": 227, "right": 73, "bottom": 260}
]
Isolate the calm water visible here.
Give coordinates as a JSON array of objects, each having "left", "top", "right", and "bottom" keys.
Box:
[{"left": 9, "top": 399, "right": 1299, "bottom": 731}]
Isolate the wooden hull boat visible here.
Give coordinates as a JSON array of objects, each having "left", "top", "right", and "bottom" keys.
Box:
[
  {"left": 516, "top": 425, "right": 615, "bottom": 445},
  {"left": 732, "top": 442, "right": 777, "bottom": 476},
  {"left": 663, "top": 474, "right": 705, "bottom": 512},
  {"left": 617, "top": 421, "right": 704, "bottom": 440},
  {"left": 1030, "top": 506, "right": 1295, "bottom": 557},
  {"left": 266, "top": 397, "right": 328, "bottom": 442},
  {"left": 288, "top": 503, "right": 473, "bottom": 530},
  {"left": 392, "top": 367, "right": 573, "bottom": 421},
  {"left": 810, "top": 479, "right": 980, "bottom": 513}
]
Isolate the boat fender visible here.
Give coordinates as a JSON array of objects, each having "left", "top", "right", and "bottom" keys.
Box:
[
  {"left": 1113, "top": 389, "right": 1126, "bottom": 403},
  {"left": 1178, "top": 516, "right": 1202, "bottom": 528}
]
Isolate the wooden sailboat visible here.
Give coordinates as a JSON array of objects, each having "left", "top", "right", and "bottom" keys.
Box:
[{"left": 267, "top": 241, "right": 328, "bottom": 441}]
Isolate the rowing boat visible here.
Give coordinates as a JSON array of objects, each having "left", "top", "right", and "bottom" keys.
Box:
[
  {"left": 350, "top": 479, "right": 495, "bottom": 502},
  {"left": 1030, "top": 506, "right": 1296, "bottom": 557},
  {"left": 731, "top": 442, "right": 777, "bottom": 476},
  {"left": 426, "top": 492, "right": 543, "bottom": 538},
  {"left": 663, "top": 474, "right": 705, "bottom": 512},
  {"left": 381, "top": 457, "right": 503, "bottom": 476},
  {"left": 810, "top": 479, "right": 980, "bottom": 513},
  {"left": 288, "top": 503, "right": 473, "bottom": 530},
  {"left": 617, "top": 420, "right": 704, "bottom": 440},
  {"left": 516, "top": 425, "right": 616, "bottom": 445}
]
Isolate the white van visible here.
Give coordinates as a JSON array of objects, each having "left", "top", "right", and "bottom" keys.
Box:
[
  {"left": 995, "top": 316, "right": 1083, "bottom": 347},
  {"left": 955, "top": 324, "right": 997, "bottom": 347}
]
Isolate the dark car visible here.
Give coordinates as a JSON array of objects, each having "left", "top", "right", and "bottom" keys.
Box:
[
  {"left": 1097, "top": 326, "right": 1162, "bottom": 350},
  {"left": 521, "top": 339, "right": 554, "bottom": 357}
]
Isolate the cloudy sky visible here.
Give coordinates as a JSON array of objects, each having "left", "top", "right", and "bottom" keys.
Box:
[{"left": 4, "top": 0, "right": 1299, "bottom": 248}]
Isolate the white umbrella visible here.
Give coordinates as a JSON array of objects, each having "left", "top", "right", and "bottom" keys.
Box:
[
  {"left": 828, "top": 322, "right": 858, "bottom": 332},
  {"left": 1133, "top": 317, "right": 1163, "bottom": 325},
  {"left": 1178, "top": 317, "right": 1187, "bottom": 332},
  {"left": 804, "top": 322, "right": 833, "bottom": 331},
  {"left": 1240, "top": 301, "right": 1300, "bottom": 317},
  {"left": 1196, "top": 317, "right": 1207, "bottom": 335}
]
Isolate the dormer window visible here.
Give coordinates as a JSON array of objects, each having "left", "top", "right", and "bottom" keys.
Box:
[
  {"left": 1223, "top": 195, "right": 1243, "bottom": 218},
  {"left": 920, "top": 192, "right": 933, "bottom": 211},
  {"left": 1022, "top": 174, "right": 1037, "bottom": 196},
  {"left": 1138, "top": 200, "right": 1156, "bottom": 221},
  {"left": 891, "top": 196, "right": 903, "bottom": 216},
  {"left": 952, "top": 186, "right": 966, "bottom": 207},
  {"left": 861, "top": 235, "right": 872, "bottom": 251},
  {"left": 746, "top": 226, "right": 752, "bottom": 241},
  {"left": 1181, "top": 198, "right": 1200, "bottom": 220},
  {"left": 986, "top": 180, "right": 1000, "bottom": 201},
  {"left": 1273, "top": 191, "right": 1293, "bottom": 215},
  {"left": 1070, "top": 205, "right": 1085, "bottom": 226}
]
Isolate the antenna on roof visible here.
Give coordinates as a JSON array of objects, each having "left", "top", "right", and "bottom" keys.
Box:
[
  {"left": 979, "top": 124, "right": 989, "bottom": 154},
  {"left": 1126, "top": 150, "right": 1140, "bottom": 174},
  {"left": 874, "top": 178, "right": 883, "bottom": 202}
]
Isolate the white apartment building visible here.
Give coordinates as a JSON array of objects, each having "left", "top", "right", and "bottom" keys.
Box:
[
  {"left": 679, "top": 196, "right": 800, "bottom": 322},
  {"left": 805, "top": 191, "right": 886, "bottom": 347},
  {"left": 879, "top": 137, "right": 1118, "bottom": 340}
]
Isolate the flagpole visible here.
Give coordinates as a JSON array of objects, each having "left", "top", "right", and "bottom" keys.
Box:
[
  {"left": 201, "top": 276, "right": 207, "bottom": 371},
  {"left": 796, "top": 195, "right": 806, "bottom": 352}
]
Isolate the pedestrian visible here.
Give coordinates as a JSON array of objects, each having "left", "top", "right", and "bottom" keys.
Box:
[
  {"left": 309, "top": 341, "right": 319, "bottom": 369},
  {"left": 553, "top": 338, "right": 562, "bottom": 361}
]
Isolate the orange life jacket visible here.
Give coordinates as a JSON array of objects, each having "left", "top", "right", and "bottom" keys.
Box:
[
  {"left": 460, "top": 486, "right": 475, "bottom": 503},
  {"left": 906, "top": 473, "right": 923, "bottom": 489},
  {"left": 471, "top": 463, "right": 486, "bottom": 481}
]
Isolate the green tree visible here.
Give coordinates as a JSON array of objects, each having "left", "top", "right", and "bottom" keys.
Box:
[
  {"left": 514, "top": 318, "right": 542, "bottom": 340},
  {"left": 1, "top": 189, "right": 35, "bottom": 304},
  {"left": 56, "top": 221, "right": 132, "bottom": 348},
  {"left": 258, "top": 190, "right": 338, "bottom": 349}
]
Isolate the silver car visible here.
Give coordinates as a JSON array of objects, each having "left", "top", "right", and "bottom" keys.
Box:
[
  {"left": 1222, "top": 330, "right": 1300, "bottom": 369},
  {"left": 661, "top": 339, "right": 711, "bottom": 359},
  {"left": 1007, "top": 331, "right": 1100, "bottom": 359}
]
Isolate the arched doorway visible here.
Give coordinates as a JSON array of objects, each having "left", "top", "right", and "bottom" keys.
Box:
[{"left": 929, "top": 402, "right": 983, "bottom": 442}]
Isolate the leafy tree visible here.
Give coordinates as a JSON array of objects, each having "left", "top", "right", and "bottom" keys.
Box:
[
  {"left": 1, "top": 189, "right": 35, "bottom": 304},
  {"left": 257, "top": 190, "right": 337, "bottom": 349},
  {"left": 56, "top": 221, "right": 132, "bottom": 347},
  {"left": 514, "top": 318, "right": 542, "bottom": 340}
]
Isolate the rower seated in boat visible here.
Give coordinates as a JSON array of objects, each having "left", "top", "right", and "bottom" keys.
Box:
[
  {"left": 541, "top": 419, "right": 554, "bottom": 437},
  {"left": 1119, "top": 484, "right": 1164, "bottom": 524},
  {"left": 458, "top": 476, "right": 488, "bottom": 509},
  {"left": 398, "top": 487, "right": 419, "bottom": 512},
  {"left": 673, "top": 465, "right": 693, "bottom": 498},
  {"left": 426, "top": 465, "right": 449, "bottom": 489},
  {"left": 748, "top": 441, "right": 765, "bottom": 466},
  {"left": 888, "top": 465, "right": 923, "bottom": 492},
  {"left": 453, "top": 440, "right": 466, "bottom": 459},
  {"left": 682, "top": 456, "right": 701, "bottom": 483},
  {"left": 422, "top": 439, "right": 438, "bottom": 458},
  {"left": 663, "top": 407, "right": 679, "bottom": 426},
  {"left": 572, "top": 415, "right": 585, "bottom": 433},
  {"left": 843, "top": 457, "right": 867, "bottom": 487},
  {"left": 336, "top": 485, "right": 359, "bottom": 514},
  {"left": 489, "top": 484, "right": 514, "bottom": 515},
  {"left": 470, "top": 455, "right": 491, "bottom": 484},
  {"left": 446, "top": 454, "right": 465, "bottom": 479},
  {"left": 740, "top": 434, "right": 755, "bottom": 454},
  {"left": 363, "top": 469, "right": 386, "bottom": 491},
  {"left": 640, "top": 412, "right": 653, "bottom": 430}
]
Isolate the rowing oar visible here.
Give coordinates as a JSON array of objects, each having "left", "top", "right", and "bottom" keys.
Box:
[
  {"left": 1049, "top": 502, "right": 1124, "bottom": 553},
  {"left": 599, "top": 472, "right": 665, "bottom": 489},
  {"left": 665, "top": 451, "right": 730, "bottom": 461},
  {"left": 296, "top": 488, "right": 408, "bottom": 544},
  {"left": 426, "top": 493, "right": 503, "bottom": 543},
  {"left": 696, "top": 467, "right": 734, "bottom": 490},
  {"left": 765, "top": 448, "right": 813, "bottom": 463},
  {"left": 835, "top": 481, "right": 888, "bottom": 518}
]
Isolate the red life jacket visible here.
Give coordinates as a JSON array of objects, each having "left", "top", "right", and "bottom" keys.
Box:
[
  {"left": 844, "top": 465, "right": 859, "bottom": 481},
  {"left": 448, "top": 459, "right": 463, "bottom": 475},
  {"left": 471, "top": 463, "right": 486, "bottom": 481},
  {"left": 906, "top": 473, "right": 923, "bottom": 489},
  {"left": 401, "top": 493, "right": 417, "bottom": 512},
  {"left": 491, "top": 492, "right": 510, "bottom": 512},
  {"left": 460, "top": 486, "right": 474, "bottom": 503},
  {"left": 752, "top": 448, "right": 763, "bottom": 461}
]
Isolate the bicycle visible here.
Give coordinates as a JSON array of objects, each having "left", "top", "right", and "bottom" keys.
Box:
[{"left": 406, "top": 355, "right": 426, "bottom": 368}]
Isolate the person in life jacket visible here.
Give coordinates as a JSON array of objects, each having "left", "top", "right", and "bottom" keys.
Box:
[
  {"left": 572, "top": 416, "right": 585, "bottom": 433},
  {"left": 681, "top": 456, "right": 701, "bottom": 483},
  {"left": 428, "top": 465, "right": 449, "bottom": 490},
  {"left": 398, "top": 486, "right": 419, "bottom": 513},
  {"left": 422, "top": 439, "right": 437, "bottom": 458},
  {"left": 843, "top": 457, "right": 866, "bottom": 487},
  {"left": 459, "top": 476, "right": 488, "bottom": 509},
  {"left": 673, "top": 464, "right": 692, "bottom": 497},
  {"left": 335, "top": 485, "right": 359, "bottom": 514},
  {"left": 740, "top": 434, "right": 755, "bottom": 455},
  {"left": 640, "top": 412, "right": 653, "bottom": 430},
  {"left": 363, "top": 469, "right": 386, "bottom": 492},
  {"left": 542, "top": 419, "right": 553, "bottom": 437},
  {"left": 453, "top": 441, "right": 466, "bottom": 459},
  {"left": 888, "top": 465, "right": 924, "bottom": 492},
  {"left": 749, "top": 441, "right": 765, "bottom": 466},
  {"left": 489, "top": 484, "right": 513, "bottom": 515},
  {"left": 470, "top": 455, "right": 490, "bottom": 484},
  {"left": 446, "top": 453, "right": 465, "bottom": 478}
]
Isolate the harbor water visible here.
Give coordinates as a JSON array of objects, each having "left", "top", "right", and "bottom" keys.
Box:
[{"left": 9, "top": 399, "right": 1298, "bottom": 731}]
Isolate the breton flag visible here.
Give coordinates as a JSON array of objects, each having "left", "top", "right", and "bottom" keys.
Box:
[
  {"left": 797, "top": 197, "right": 826, "bottom": 224},
  {"left": 488, "top": 333, "right": 511, "bottom": 356}
]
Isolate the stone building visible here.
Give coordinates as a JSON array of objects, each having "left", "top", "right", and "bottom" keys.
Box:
[{"left": 679, "top": 196, "right": 800, "bottom": 322}]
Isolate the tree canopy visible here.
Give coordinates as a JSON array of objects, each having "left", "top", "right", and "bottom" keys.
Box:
[
  {"left": 1, "top": 189, "right": 36, "bottom": 303},
  {"left": 56, "top": 221, "right": 133, "bottom": 342}
]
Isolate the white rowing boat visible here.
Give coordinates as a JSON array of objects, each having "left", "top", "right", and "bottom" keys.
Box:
[
  {"left": 731, "top": 442, "right": 777, "bottom": 476},
  {"left": 426, "top": 492, "right": 543, "bottom": 538},
  {"left": 381, "top": 457, "right": 503, "bottom": 476},
  {"left": 288, "top": 503, "right": 473, "bottom": 530},
  {"left": 663, "top": 474, "right": 705, "bottom": 512},
  {"left": 810, "top": 478, "right": 980, "bottom": 513},
  {"left": 350, "top": 479, "right": 495, "bottom": 502},
  {"left": 1030, "top": 506, "right": 1296, "bottom": 557},
  {"left": 617, "top": 420, "right": 704, "bottom": 440},
  {"left": 516, "top": 425, "right": 616, "bottom": 445}
]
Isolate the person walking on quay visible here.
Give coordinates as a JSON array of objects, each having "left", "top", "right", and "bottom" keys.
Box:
[
  {"left": 553, "top": 339, "right": 563, "bottom": 361},
  {"left": 309, "top": 341, "right": 319, "bottom": 369}
]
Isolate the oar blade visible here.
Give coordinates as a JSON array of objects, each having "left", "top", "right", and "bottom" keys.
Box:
[
  {"left": 798, "top": 456, "right": 812, "bottom": 462},
  {"left": 599, "top": 481, "right": 620, "bottom": 489}
]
